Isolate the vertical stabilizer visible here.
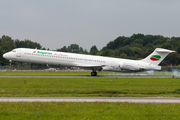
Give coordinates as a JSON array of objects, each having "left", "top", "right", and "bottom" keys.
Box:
[{"left": 141, "top": 48, "right": 175, "bottom": 65}]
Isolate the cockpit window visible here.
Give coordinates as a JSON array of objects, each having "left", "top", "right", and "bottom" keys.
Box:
[{"left": 12, "top": 50, "right": 16, "bottom": 52}]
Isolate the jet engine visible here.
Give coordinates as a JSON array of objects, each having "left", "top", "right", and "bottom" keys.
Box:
[{"left": 122, "top": 62, "right": 141, "bottom": 71}]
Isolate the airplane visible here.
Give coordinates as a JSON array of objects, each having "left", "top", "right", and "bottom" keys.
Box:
[{"left": 3, "top": 48, "right": 175, "bottom": 76}]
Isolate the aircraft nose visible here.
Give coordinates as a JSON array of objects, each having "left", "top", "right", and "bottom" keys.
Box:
[{"left": 3, "top": 53, "right": 9, "bottom": 59}]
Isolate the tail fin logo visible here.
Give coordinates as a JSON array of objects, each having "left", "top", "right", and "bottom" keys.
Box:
[{"left": 150, "top": 55, "right": 161, "bottom": 61}]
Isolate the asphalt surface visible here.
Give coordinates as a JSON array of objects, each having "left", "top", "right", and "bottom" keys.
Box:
[
  {"left": 0, "top": 97, "right": 180, "bottom": 103},
  {"left": 0, "top": 75, "right": 175, "bottom": 78}
]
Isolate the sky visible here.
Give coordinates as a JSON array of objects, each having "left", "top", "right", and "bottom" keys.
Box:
[{"left": 0, "top": 0, "right": 180, "bottom": 51}]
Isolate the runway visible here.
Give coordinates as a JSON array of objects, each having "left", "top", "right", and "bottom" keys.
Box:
[
  {"left": 0, "top": 97, "right": 180, "bottom": 103},
  {"left": 0, "top": 75, "right": 174, "bottom": 78}
]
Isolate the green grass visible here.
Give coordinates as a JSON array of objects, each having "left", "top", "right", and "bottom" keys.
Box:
[
  {"left": 0, "top": 70, "right": 178, "bottom": 76},
  {"left": 0, "top": 71, "right": 91, "bottom": 76},
  {"left": 0, "top": 102, "right": 180, "bottom": 120},
  {"left": 0, "top": 77, "right": 180, "bottom": 97}
]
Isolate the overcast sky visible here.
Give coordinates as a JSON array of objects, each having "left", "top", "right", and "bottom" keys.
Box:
[{"left": 0, "top": 0, "right": 180, "bottom": 51}]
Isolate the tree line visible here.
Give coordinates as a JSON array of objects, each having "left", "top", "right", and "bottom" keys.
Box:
[{"left": 0, "top": 34, "right": 180, "bottom": 66}]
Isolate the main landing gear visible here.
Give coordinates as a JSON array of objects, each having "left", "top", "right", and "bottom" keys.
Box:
[{"left": 91, "top": 70, "right": 97, "bottom": 76}]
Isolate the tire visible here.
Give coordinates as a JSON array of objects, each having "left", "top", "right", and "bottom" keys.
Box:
[{"left": 91, "top": 72, "right": 97, "bottom": 76}]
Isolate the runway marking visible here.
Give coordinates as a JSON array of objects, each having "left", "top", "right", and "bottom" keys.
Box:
[{"left": 0, "top": 97, "right": 180, "bottom": 103}]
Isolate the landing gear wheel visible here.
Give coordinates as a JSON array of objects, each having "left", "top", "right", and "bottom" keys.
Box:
[
  {"left": 95, "top": 72, "right": 97, "bottom": 76},
  {"left": 91, "top": 72, "right": 97, "bottom": 76}
]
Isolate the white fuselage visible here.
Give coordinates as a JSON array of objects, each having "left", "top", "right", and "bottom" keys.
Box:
[{"left": 3, "top": 48, "right": 161, "bottom": 72}]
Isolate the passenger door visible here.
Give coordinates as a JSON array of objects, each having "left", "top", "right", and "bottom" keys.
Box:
[{"left": 16, "top": 49, "right": 21, "bottom": 57}]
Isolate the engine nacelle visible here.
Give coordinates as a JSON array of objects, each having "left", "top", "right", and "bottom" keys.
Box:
[{"left": 122, "top": 62, "right": 140, "bottom": 71}]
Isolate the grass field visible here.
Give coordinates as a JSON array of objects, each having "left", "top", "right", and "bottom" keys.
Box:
[
  {"left": 0, "top": 77, "right": 180, "bottom": 97},
  {"left": 0, "top": 102, "right": 179, "bottom": 120},
  {"left": 1, "top": 72, "right": 180, "bottom": 120},
  {"left": 0, "top": 70, "right": 179, "bottom": 76},
  {"left": 0, "top": 70, "right": 91, "bottom": 76}
]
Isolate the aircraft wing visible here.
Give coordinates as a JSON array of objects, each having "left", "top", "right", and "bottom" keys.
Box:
[
  {"left": 75, "top": 63, "right": 106, "bottom": 70},
  {"left": 75, "top": 63, "right": 106, "bottom": 67}
]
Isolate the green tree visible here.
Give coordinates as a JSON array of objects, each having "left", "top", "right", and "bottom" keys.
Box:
[
  {"left": 101, "top": 49, "right": 114, "bottom": 56},
  {"left": 90, "top": 45, "right": 98, "bottom": 55},
  {"left": 79, "top": 47, "right": 84, "bottom": 54},
  {"left": 0, "top": 35, "right": 15, "bottom": 51},
  {"left": 57, "top": 46, "right": 68, "bottom": 52},
  {"left": 68, "top": 44, "right": 84, "bottom": 53},
  {"left": 15, "top": 39, "right": 42, "bottom": 49},
  {"left": 68, "top": 44, "right": 80, "bottom": 53},
  {"left": 83, "top": 49, "right": 89, "bottom": 54}
]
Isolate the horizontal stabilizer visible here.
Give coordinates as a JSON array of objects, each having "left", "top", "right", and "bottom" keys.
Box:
[{"left": 156, "top": 48, "right": 175, "bottom": 53}]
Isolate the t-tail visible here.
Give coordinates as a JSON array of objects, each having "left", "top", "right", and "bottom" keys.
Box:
[{"left": 141, "top": 48, "right": 175, "bottom": 65}]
